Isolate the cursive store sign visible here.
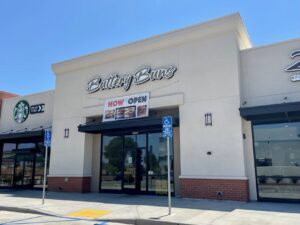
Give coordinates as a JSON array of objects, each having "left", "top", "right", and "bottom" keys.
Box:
[
  {"left": 86, "top": 66, "right": 177, "bottom": 93},
  {"left": 285, "top": 49, "right": 300, "bottom": 82}
]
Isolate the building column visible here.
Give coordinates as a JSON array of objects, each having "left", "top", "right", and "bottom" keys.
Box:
[{"left": 48, "top": 117, "right": 93, "bottom": 193}]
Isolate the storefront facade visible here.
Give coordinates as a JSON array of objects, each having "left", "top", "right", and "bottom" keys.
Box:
[
  {"left": 240, "top": 41, "right": 300, "bottom": 202},
  {"left": 0, "top": 91, "right": 53, "bottom": 189},
  {"left": 1, "top": 13, "right": 300, "bottom": 202}
]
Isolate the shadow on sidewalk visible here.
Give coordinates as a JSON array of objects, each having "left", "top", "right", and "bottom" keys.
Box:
[{"left": 1, "top": 189, "right": 300, "bottom": 214}]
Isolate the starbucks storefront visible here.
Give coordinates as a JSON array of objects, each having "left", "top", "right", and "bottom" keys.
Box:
[
  {"left": 0, "top": 91, "right": 54, "bottom": 190},
  {"left": 0, "top": 134, "right": 50, "bottom": 189}
]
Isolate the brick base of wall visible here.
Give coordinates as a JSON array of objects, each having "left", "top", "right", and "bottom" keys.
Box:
[
  {"left": 180, "top": 178, "right": 249, "bottom": 201},
  {"left": 48, "top": 176, "right": 91, "bottom": 193}
]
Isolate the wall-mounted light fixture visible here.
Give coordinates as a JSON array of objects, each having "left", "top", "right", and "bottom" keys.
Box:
[
  {"left": 205, "top": 113, "right": 212, "bottom": 126},
  {"left": 64, "top": 128, "right": 69, "bottom": 138}
]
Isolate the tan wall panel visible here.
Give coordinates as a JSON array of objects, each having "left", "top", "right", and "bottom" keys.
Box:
[
  {"left": 0, "top": 91, "right": 54, "bottom": 132},
  {"left": 241, "top": 38, "right": 300, "bottom": 107}
]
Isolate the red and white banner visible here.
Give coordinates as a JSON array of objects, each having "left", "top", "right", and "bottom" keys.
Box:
[{"left": 103, "top": 92, "right": 149, "bottom": 122}]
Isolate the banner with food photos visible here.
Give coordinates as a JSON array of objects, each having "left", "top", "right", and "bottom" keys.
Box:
[{"left": 103, "top": 92, "right": 149, "bottom": 122}]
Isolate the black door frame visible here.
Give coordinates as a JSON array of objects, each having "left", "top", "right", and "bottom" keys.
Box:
[
  {"left": 122, "top": 133, "right": 147, "bottom": 194},
  {"left": 12, "top": 152, "right": 35, "bottom": 189}
]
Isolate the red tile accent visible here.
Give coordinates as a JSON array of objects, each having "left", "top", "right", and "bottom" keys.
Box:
[
  {"left": 0, "top": 91, "right": 18, "bottom": 99},
  {"left": 48, "top": 176, "right": 91, "bottom": 193},
  {"left": 0, "top": 91, "right": 18, "bottom": 114},
  {"left": 180, "top": 178, "right": 249, "bottom": 201}
]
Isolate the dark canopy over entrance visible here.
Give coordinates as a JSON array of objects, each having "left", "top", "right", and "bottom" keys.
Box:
[
  {"left": 239, "top": 101, "right": 300, "bottom": 124},
  {"left": 0, "top": 130, "right": 44, "bottom": 141},
  {"left": 78, "top": 116, "right": 179, "bottom": 134}
]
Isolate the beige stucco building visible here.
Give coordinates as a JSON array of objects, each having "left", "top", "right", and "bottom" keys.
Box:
[{"left": 1, "top": 13, "right": 300, "bottom": 202}]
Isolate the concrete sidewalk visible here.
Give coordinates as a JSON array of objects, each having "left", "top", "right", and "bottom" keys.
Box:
[{"left": 0, "top": 190, "right": 300, "bottom": 225}]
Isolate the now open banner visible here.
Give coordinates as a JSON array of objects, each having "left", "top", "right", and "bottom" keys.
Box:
[{"left": 103, "top": 92, "right": 149, "bottom": 122}]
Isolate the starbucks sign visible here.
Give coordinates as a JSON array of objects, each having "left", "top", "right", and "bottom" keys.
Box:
[
  {"left": 13, "top": 100, "right": 30, "bottom": 123},
  {"left": 13, "top": 100, "right": 45, "bottom": 123}
]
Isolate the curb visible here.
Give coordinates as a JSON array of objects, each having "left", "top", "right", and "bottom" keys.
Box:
[
  {"left": 135, "top": 219, "right": 187, "bottom": 225},
  {"left": 0, "top": 205, "right": 190, "bottom": 225},
  {"left": 0, "top": 205, "right": 58, "bottom": 217}
]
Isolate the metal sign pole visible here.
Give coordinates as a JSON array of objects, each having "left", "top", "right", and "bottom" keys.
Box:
[
  {"left": 42, "top": 145, "right": 48, "bottom": 205},
  {"left": 167, "top": 136, "right": 171, "bottom": 215},
  {"left": 162, "top": 116, "right": 172, "bottom": 215}
]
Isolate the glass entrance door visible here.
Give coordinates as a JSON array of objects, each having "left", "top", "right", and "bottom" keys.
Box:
[
  {"left": 13, "top": 153, "right": 34, "bottom": 188},
  {"left": 0, "top": 141, "right": 50, "bottom": 189},
  {"left": 100, "top": 131, "right": 173, "bottom": 195},
  {"left": 123, "top": 134, "right": 147, "bottom": 193}
]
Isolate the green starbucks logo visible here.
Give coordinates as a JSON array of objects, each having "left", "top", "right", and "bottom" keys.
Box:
[{"left": 13, "top": 100, "right": 30, "bottom": 123}]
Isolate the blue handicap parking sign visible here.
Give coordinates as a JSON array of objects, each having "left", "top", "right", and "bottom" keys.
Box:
[
  {"left": 162, "top": 116, "right": 173, "bottom": 138},
  {"left": 44, "top": 130, "right": 52, "bottom": 147}
]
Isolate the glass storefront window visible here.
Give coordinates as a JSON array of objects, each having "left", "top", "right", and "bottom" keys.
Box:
[
  {"left": 0, "top": 140, "right": 50, "bottom": 188},
  {"left": 34, "top": 142, "right": 50, "bottom": 188},
  {"left": 123, "top": 135, "right": 138, "bottom": 190},
  {"left": 3, "top": 143, "right": 16, "bottom": 152},
  {"left": 101, "top": 136, "right": 123, "bottom": 190},
  {"left": 148, "top": 132, "right": 174, "bottom": 195},
  {"left": 253, "top": 122, "right": 300, "bottom": 201},
  {"left": 18, "top": 143, "right": 36, "bottom": 150},
  {"left": 0, "top": 143, "right": 16, "bottom": 187}
]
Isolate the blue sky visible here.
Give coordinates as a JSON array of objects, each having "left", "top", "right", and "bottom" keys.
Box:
[{"left": 1, "top": 0, "right": 300, "bottom": 95}]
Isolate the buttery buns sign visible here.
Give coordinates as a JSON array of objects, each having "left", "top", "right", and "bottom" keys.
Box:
[
  {"left": 86, "top": 66, "right": 177, "bottom": 93},
  {"left": 103, "top": 93, "right": 149, "bottom": 122}
]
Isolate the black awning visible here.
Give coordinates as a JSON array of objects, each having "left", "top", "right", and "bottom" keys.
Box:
[
  {"left": 0, "top": 130, "right": 44, "bottom": 141},
  {"left": 239, "top": 101, "right": 300, "bottom": 123},
  {"left": 78, "top": 117, "right": 179, "bottom": 134}
]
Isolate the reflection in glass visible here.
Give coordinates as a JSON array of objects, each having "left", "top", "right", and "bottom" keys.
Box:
[
  {"left": 18, "top": 143, "right": 36, "bottom": 150},
  {"left": 139, "top": 148, "right": 147, "bottom": 191},
  {"left": 0, "top": 143, "right": 16, "bottom": 186},
  {"left": 148, "top": 132, "right": 174, "bottom": 195},
  {"left": 253, "top": 122, "right": 300, "bottom": 200},
  {"left": 0, "top": 141, "right": 50, "bottom": 188},
  {"left": 101, "top": 136, "right": 123, "bottom": 190},
  {"left": 3, "top": 143, "right": 16, "bottom": 152},
  {"left": 14, "top": 154, "right": 34, "bottom": 186},
  {"left": 34, "top": 143, "right": 50, "bottom": 188},
  {"left": 100, "top": 131, "right": 174, "bottom": 195},
  {"left": 123, "top": 135, "right": 137, "bottom": 189}
]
